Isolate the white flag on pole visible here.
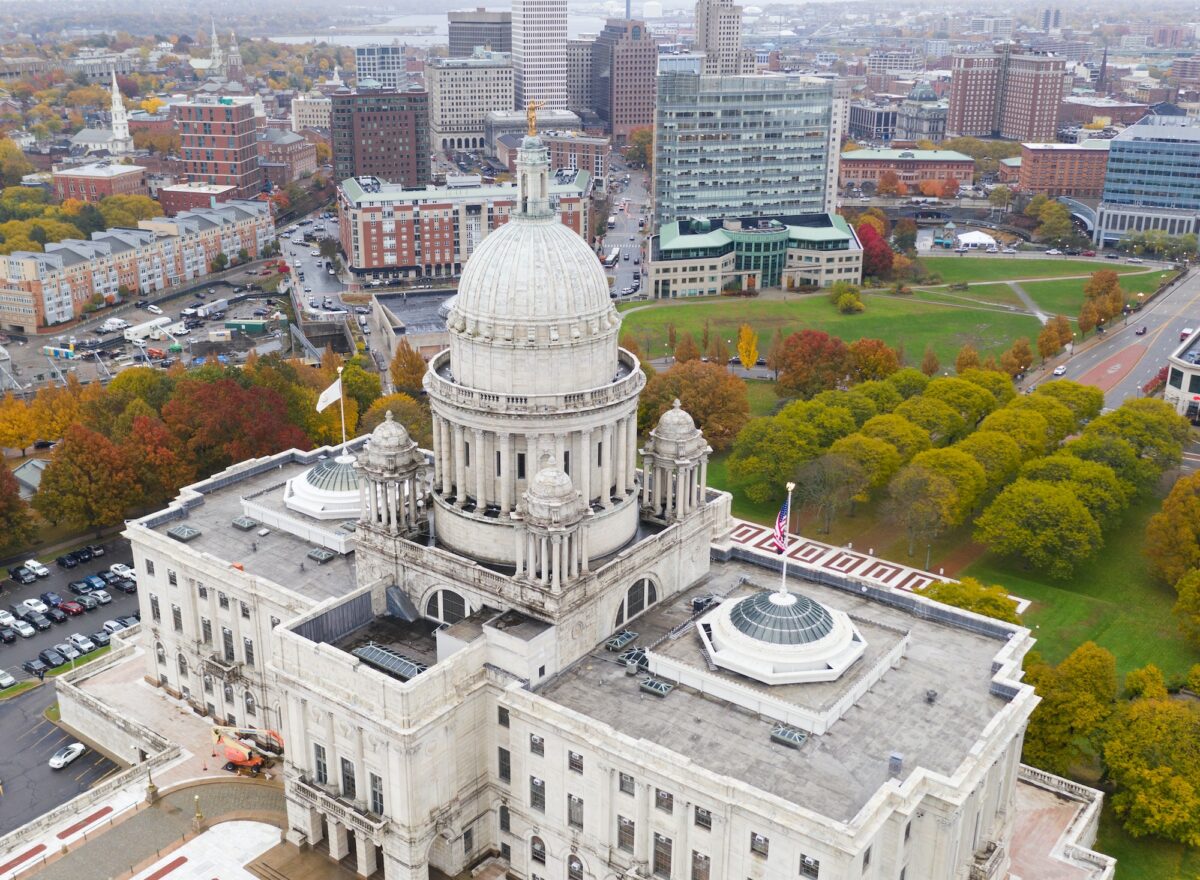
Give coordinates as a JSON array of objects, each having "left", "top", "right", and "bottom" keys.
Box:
[{"left": 316, "top": 377, "right": 342, "bottom": 412}]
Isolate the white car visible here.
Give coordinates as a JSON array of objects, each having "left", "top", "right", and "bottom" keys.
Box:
[
  {"left": 1128, "top": 257, "right": 1144, "bottom": 264},
  {"left": 68, "top": 633, "right": 96, "bottom": 653},
  {"left": 1052, "top": 365, "right": 1067, "bottom": 376},
  {"left": 0, "top": 670, "right": 15, "bottom": 689},
  {"left": 20, "top": 597, "right": 48, "bottom": 615},
  {"left": 54, "top": 642, "right": 80, "bottom": 661},
  {"left": 48, "top": 743, "right": 86, "bottom": 769},
  {"left": 310, "top": 250, "right": 320, "bottom": 256},
  {"left": 1002, "top": 247, "right": 1017, "bottom": 254},
  {"left": 146, "top": 304, "right": 163, "bottom": 315},
  {"left": 24, "top": 560, "right": 49, "bottom": 578},
  {"left": 92, "top": 590, "right": 112, "bottom": 605},
  {"left": 0, "top": 609, "right": 15, "bottom": 628},
  {"left": 12, "top": 620, "right": 34, "bottom": 638},
  {"left": 1044, "top": 248, "right": 1063, "bottom": 256},
  {"left": 109, "top": 563, "right": 135, "bottom": 580},
  {"left": 102, "top": 619, "right": 125, "bottom": 634}
]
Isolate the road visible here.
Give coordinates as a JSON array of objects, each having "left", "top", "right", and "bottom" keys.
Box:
[
  {"left": 602, "top": 163, "right": 651, "bottom": 301},
  {"left": 278, "top": 215, "right": 348, "bottom": 316}
]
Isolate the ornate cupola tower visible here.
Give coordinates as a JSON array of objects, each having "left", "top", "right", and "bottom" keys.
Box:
[
  {"left": 109, "top": 68, "right": 131, "bottom": 154},
  {"left": 355, "top": 412, "right": 429, "bottom": 537},
  {"left": 640, "top": 400, "right": 712, "bottom": 523},
  {"left": 515, "top": 467, "right": 589, "bottom": 590},
  {"left": 424, "top": 109, "right": 645, "bottom": 570}
]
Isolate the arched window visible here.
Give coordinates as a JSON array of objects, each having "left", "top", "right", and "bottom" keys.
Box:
[
  {"left": 426, "top": 589, "right": 469, "bottom": 625},
  {"left": 245, "top": 691, "right": 257, "bottom": 716},
  {"left": 568, "top": 856, "right": 583, "bottom": 880},
  {"left": 613, "top": 578, "right": 658, "bottom": 629},
  {"left": 155, "top": 642, "right": 166, "bottom": 665},
  {"left": 223, "top": 683, "right": 234, "bottom": 703},
  {"left": 177, "top": 654, "right": 188, "bottom": 676},
  {"left": 531, "top": 837, "right": 546, "bottom": 864}
]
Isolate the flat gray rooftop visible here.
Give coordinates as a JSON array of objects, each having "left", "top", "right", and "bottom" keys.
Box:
[
  {"left": 146, "top": 456, "right": 357, "bottom": 604},
  {"left": 335, "top": 616, "right": 440, "bottom": 672},
  {"left": 539, "top": 559, "right": 1009, "bottom": 822}
]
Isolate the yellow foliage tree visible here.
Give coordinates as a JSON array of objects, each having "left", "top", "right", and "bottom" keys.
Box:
[
  {"left": 0, "top": 393, "right": 36, "bottom": 451},
  {"left": 736, "top": 323, "right": 758, "bottom": 370}
]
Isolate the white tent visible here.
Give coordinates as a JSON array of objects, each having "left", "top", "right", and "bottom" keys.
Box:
[{"left": 956, "top": 230, "right": 997, "bottom": 249}]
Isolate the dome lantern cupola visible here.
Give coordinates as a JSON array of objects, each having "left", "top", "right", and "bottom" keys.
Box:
[
  {"left": 640, "top": 400, "right": 712, "bottom": 523},
  {"left": 355, "top": 411, "right": 429, "bottom": 536}
]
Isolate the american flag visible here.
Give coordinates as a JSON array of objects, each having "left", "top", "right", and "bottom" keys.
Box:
[{"left": 772, "top": 495, "right": 790, "bottom": 554}]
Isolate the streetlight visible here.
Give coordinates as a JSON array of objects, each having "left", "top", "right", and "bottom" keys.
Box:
[{"left": 727, "top": 339, "right": 733, "bottom": 372}]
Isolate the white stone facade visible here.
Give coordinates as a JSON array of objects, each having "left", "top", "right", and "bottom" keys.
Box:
[{"left": 427, "top": 51, "right": 515, "bottom": 151}]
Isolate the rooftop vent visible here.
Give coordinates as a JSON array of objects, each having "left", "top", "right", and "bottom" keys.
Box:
[
  {"left": 167, "top": 524, "right": 201, "bottom": 543},
  {"left": 926, "top": 689, "right": 938, "bottom": 704},
  {"left": 306, "top": 547, "right": 336, "bottom": 564},
  {"left": 353, "top": 642, "right": 428, "bottom": 681},
  {"left": 232, "top": 516, "right": 259, "bottom": 531},
  {"left": 889, "top": 752, "right": 904, "bottom": 777},
  {"left": 770, "top": 724, "right": 808, "bottom": 749},
  {"left": 640, "top": 676, "right": 674, "bottom": 697},
  {"left": 339, "top": 521, "right": 357, "bottom": 533}
]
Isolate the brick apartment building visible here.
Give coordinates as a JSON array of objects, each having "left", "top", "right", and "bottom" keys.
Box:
[
  {"left": 337, "top": 171, "right": 589, "bottom": 281},
  {"left": 259, "top": 129, "right": 318, "bottom": 187},
  {"left": 1058, "top": 96, "right": 1149, "bottom": 128},
  {"left": 591, "top": 19, "right": 657, "bottom": 143},
  {"left": 839, "top": 148, "right": 975, "bottom": 189},
  {"left": 496, "top": 130, "right": 610, "bottom": 184},
  {"left": 0, "top": 201, "right": 271, "bottom": 331},
  {"left": 158, "top": 182, "right": 237, "bottom": 216},
  {"left": 177, "top": 95, "right": 265, "bottom": 200},
  {"left": 331, "top": 88, "right": 430, "bottom": 187},
  {"left": 1017, "top": 141, "right": 1110, "bottom": 198},
  {"left": 947, "top": 49, "right": 1065, "bottom": 141},
  {"left": 52, "top": 162, "right": 148, "bottom": 203}
]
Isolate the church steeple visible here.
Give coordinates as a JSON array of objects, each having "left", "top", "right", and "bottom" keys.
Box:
[{"left": 109, "top": 67, "right": 130, "bottom": 151}]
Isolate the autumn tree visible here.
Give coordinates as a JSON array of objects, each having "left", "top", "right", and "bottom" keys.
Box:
[
  {"left": 909, "top": 447, "right": 987, "bottom": 524},
  {"left": 857, "top": 222, "right": 894, "bottom": 278},
  {"left": 829, "top": 433, "right": 902, "bottom": 498},
  {"left": 892, "top": 218, "right": 918, "bottom": 252},
  {"left": 340, "top": 359, "right": 382, "bottom": 422},
  {"left": 939, "top": 174, "right": 963, "bottom": 199},
  {"left": 977, "top": 408, "right": 1049, "bottom": 459},
  {"left": 736, "top": 323, "right": 758, "bottom": 370},
  {"left": 876, "top": 169, "right": 905, "bottom": 196},
  {"left": 388, "top": 338, "right": 427, "bottom": 396},
  {"left": 919, "top": 345, "right": 939, "bottom": 377},
  {"left": 954, "top": 344, "right": 981, "bottom": 374},
  {"left": 917, "top": 576, "right": 1020, "bottom": 623},
  {"left": 884, "top": 463, "right": 957, "bottom": 558},
  {"left": 850, "top": 380, "right": 902, "bottom": 415},
  {"left": 1035, "top": 200, "right": 1073, "bottom": 243},
  {"left": 639, "top": 360, "right": 749, "bottom": 452},
  {"left": 1078, "top": 299, "right": 1099, "bottom": 336},
  {"left": 1086, "top": 398, "right": 1188, "bottom": 477},
  {"left": 1020, "top": 453, "right": 1133, "bottom": 528},
  {"left": 860, "top": 413, "right": 931, "bottom": 462},
  {"left": 0, "top": 464, "right": 35, "bottom": 550},
  {"left": 1022, "top": 642, "right": 1117, "bottom": 775},
  {"left": 33, "top": 424, "right": 141, "bottom": 530},
  {"left": 728, "top": 416, "right": 820, "bottom": 503},
  {"left": 974, "top": 479, "right": 1103, "bottom": 578},
  {"left": 764, "top": 326, "right": 785, "bottom": 380},
  {"left": 1145, "top": 470, "right": 1200, "bottom": 585},
  {"left": 0, "top": 393, "right": 36, "bottom": 452},
  {"left": 777, "top": 399, "right": 856, "bottom": 448},
  {"left": 360, "top": 394, "right": 433, "bottom": 449},
  {"left": 705, "top": 335, "right": 730, "bottom": 364},
  {"left": 1007, "top": 393, "right": 1077, "bottom": 445},
  {"left": 1125, "top": 664, "right": 1168, "bottom": 699},
  {"left": 959, "top": 368, "right": 1016, "bottom": 405},
  {"left": 796, "top": 453, "right": 867, "bottom": 533},
  {"left": 953, "top": 431, "right": 1022, "bottom": 494},
  {"left": 1173, "top": 569, "right": 1200, "bottom": 649},
  {"left": 1002, "top": 337, "right": 1034, "bottom": 376},
  {"left": 847, "top": 338, "right": 900, "bottom": 382},
  {"left": 625, "top": 127, "right": 653, "bottom": 169},
  {"left": 1052, "top": 314, "right": 1073, "bottom": 347},
  {"left": 774, "top": 330, "right": 849, "bottom": 399},
  {"left": 0, "top": 137, "right": 34, "bottom": 186},
  {"left": 673, "top": 331, "right": 700, "bottom": 363},
  {"left": 893, "top": 395, "right": 966, "bottom": 446},
  {"left": 123, "top": 414, "right": 195, "bottom": 506},
  {"left": 923, "top": 376, "right": 998, "bottom": 425},
  {"left": 1034, "top": 380, "right": 1103, "bottom": 424},
  {"left": 1036, "top": 322, "right": 1062, "bottom": 363},
  {"left": 811, "top": 388, "right": 877, "bottom": 427},
  {"left": 886, "top": 367, "right": 929, "bottom": 398}
]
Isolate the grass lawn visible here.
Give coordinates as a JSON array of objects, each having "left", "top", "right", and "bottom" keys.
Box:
[
  {"left": 46, "top": 645, "right": 112, "bottom": 678},
  {"left": 0, "top": 680, "right": 40, "bottom": 701},
  {"left": 910, "top": 284, "right": 1026, "bottom": 309},
  {"left": 920, "top": 257, "right": 1143, "bottom": 285},
  {"left": 745, "top": 379, "right": 779, "bottom": 418},
  {"left": 964, "top": 494, "right": 1200, "bottom": 680},
  {"left": 1022, "top": 270, "right": 1177, "bottom": 318},
  {"left": 1096, "top": 802, "right": 1200, "bottom": 880},
  {"left": 621, "top": 295, "right": 1041, "bottom": 366}
]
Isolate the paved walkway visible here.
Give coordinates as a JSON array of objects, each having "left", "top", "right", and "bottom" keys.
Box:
[
  {"left": 1006, "top": 282, "right": 1049, "bottom": 323},
  {"left": 130, "top": 820, "right": 279, "bottom": 880},
  {"left": 31, "top": 782, "right": 284, "bottom": 880}
]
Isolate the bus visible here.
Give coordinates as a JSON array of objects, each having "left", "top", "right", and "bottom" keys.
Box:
[
  {"left": 604, "top": 248, "right": 621, "bottom": 268},
  {"left": 606, "top": 215, "right": 617, "bottom": 230}
]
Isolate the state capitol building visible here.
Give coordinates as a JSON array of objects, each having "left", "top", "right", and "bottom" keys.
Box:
[{"left": 125, "top": 131, "right": 1050, "bottom": 880}]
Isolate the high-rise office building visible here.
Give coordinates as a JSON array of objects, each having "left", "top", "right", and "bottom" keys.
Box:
[
  {"left": 591, "top": 20, "right": 658, "bottom": 143},
  {"left": 694, "top": 0, "right": 754, "bottom": 75},
  {"left": 653, "top": 57, "right": 834, "bottom": 224},
  {"left": 426, "top": 49, "right": 515, "bottom": 151},
  {"left": 177, "top": 95, "right": 264, "bottom": 199},
  {"left": 1040, "top": 7, "right": 1062, "bottom": 31},
  {"left": 947, "top": 49, "right": 1064, "bottom": 141},
  {"left": 331, "top": 88, "right": 430, "bottom": 186},
  {"left": 512, "top": 0, "right": 568, "bottom": 109},
  {"left": 355, "top": 45, "right": 409, "bottom": 91},
  {"left": 1095, "top": 113, "right": 1200, "bottom": 244},
  {"left": 566, "top": 38, "right": 596, "bottom": 115},
  {"left": 447, "top": 7, "right": 512, "bottom": 57}
]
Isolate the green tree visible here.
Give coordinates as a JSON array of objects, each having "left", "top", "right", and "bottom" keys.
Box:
[
  {"left": 977, "top": 407, "right": 1049, "bottom": 459},
  {"left": 811, "top": 389, "right": 877, "bottom": 428},
  {"left": 728, "top": 417, "right": 820, "bottom": 503},
  {"left": 917, "top": 576, "right": 1020, "bottom": 623},
  {"left": 958, "top": 368, "right": 1016, "bottom": 405},
  {"left": 828, "top": 434, "right": 901, "bottom": 499},
  {"left": 953, "top": 431, "right": 1022, "bottom": 494},
  {"left": 1034, "top": 380, "right": 1103, "bottom": 424},
  {"left": 340, "top": 360, "right": 382, "bottom": 423},
  {"left": 1173, "top": 570, "right": 1200, "bottom": 650},
  {"left": 860, "top": 413, "right": 932, "bottom": 462},
  {"left": 1087, "top": 398, "right": 1188, "bottom": 476},
  {"left": 795, "top": 453, "right": 867, "bottom": 533},
  {"left": 210, "top": 252, "right": 228, "bottom": 272},
  {"left": 33, "top": 424, "right": 141, "bottom": 530},
  {"left": 884, "top": 464, "right": 957, "bottom": 558},
  {"left": 777, "top": 399, "right": 857, "bottom": 448},
  {"left": 988, "top": 186, "right": 1013, "bottom": 211},
  {"left": 974, "top": 479, "right": 1103, "bottom": 578},
  {"left": 886, "top": 367, "right": 929, "bottom": 399},
  {"left": 893, "top": 396, "right": 966, "bottom": 446},
  {"left": 1007, "top": 394, "right": 1077, "bottom": 445},
  {"left": 1020, "top": 453, "right": 1132, "bottom": 528},
  {"left": 923, "top": 376, "right": 998, "bottom": 425},
  {"left": 1022, "top": 642, "right": 1117, "bottom": 775},
  {"left": 851, "top": 380, "right": 902, "bottom": 414},
  {"left": 625, "top": 127, "right": 653, "bottom": 169},
  {"left": 892, "top": 218, "right": 918, "bottom": 251},
  {"left": 0, "top": 138, "right": 34, "bottom": 186},
  {"left": 909, "top": 447, "right": 987, "bottom": 524}
]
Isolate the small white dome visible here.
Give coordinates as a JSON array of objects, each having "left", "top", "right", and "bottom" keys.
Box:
[
  {"left": 655, "top": 399, "right": 697, "bottom": 439},
  {"left": 520, "top": 467, "right": 587, "bottom": 528}
]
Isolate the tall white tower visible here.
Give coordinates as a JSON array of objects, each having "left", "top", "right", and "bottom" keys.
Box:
[
  {"left": 695, "top": 0, "right": 754, "bottom": 74},
  {"left": 512, "top": 0, "right": 568, "bottom": 109},
  {"left": 109, "top": 68, "right": 131, "bottom": 153}
]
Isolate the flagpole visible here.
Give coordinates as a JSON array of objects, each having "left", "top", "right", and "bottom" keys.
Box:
[
  {"left": 337, "top": 365, "right": 347, "bottom": 454},
  {"left": 779, "top": 481, "right": 796, "bottom": 597}
]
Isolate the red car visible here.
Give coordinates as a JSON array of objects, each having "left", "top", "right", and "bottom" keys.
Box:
[
  {"left": 59, "top": 601, "right": 85, "bottom": 616},
  {"left": 1082, "top": 250, "right": 1097, "bottom": 257}
]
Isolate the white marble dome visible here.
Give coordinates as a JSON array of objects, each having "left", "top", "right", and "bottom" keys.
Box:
[
  {"left": 521, "top": 467, "right": 587, "bottom": 528},
  {"left": 363, "top": 411, "right": 423, "bottom": 474}
]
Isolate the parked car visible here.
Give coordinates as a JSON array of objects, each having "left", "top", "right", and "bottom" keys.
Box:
[
  {"left": 102, "top": 619, "right": 125, "bottom": 634},
  {"left": 44, "top": 607, "right": 67, "bottom": 624},
  {"left": 1044, "top": 248, "right": 1063, "bottom": 255},
  {"left": 71, "top": 547, "right": 93, "bottom": 563},
  {"left": 75, "top": 594, "right": 98, "bottom": 611},
  {"left": 22, "top": 658, "right": 47, "bottom": 676},
  {"left": 68, "top": 633, "right": 96, "bottom": 653},
  {"left": 54, "top": 642, "right": 80, "bottom": 661},
  {"left": 1128, "top": 257, "right": 1145, "bottom": 264},
  {"left": 0, "top": 610, "right": 14, "bottom": 628},
  {"left": 48, "top": 743, "right": 86, "bottom": 769},
  {"left": 146, "top": 304, "right": 163, "bottom": 315},
  {"left": 9, "top": 567, "right": 36, "bottom": 585},
  {"left": 68, "top": 580, "right": 93, "bottom": 595},
  {"left": 1052, "top": 365, "right": 1068, "bottom": 376},
  {"left": 0, "top": 670, "right": 15, "bottom": 689},
  {"left": 1082, "top": 250, "right": 1097, "bottom": 257},
  {"left": 20, "top": 597, "right": 48, "bottom": 615},
  {"left": 24, "top": 560, "right": 49, "bottom": 578},
  {"left": 88, "top": 544, "right": 106, "bottom": 558},
  {"left": 1104, "top": 253, "right": 1121, "bottom": 260},
  {"left": 39, "top": 591, "right": 63, "bottom": 608},
  {"left": 60, "top": 601, "right": 84, "bottom": 616},
  {"left": 56, "top": 555, "right": 78, "bottom": 569},
  {"left": 1002, "top": 247, "right": 1018, "bottom": 254},
  {"left": 89, "top": 630, "right": 111, "bottom": 647},
  {"left": 22, "top": 612, "right": 50, "bottom": 632},
  {"left": 83, "top": 575, "right": 106, "bottom": 592},
  {"left": 38, "top": 647, "right": 65, "bottom": 668},
  {"left": 116, "top": 615, "right": 139, "bottom": 629},
  {"left": 92, "top": 589, "right": 112, "bottom": 605},
  {"left": 12, "top": 620, "right": 35, "bottom": 638},
  {"left": 98, "top": 571, "right": 121, "bottom": 586},
  {"left": 0, "top": 627, "right": 14, "bottom": 644},
  {"left": 111, "top": 579, "right": 136, "bottom": 595},
  {"left": 1136, "top": 326, "right": 1148, "bottom": 336}
]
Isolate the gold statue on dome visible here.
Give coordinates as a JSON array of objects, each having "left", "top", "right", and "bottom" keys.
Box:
[{"left": 526, "top": 99, "right": 545, "bottom": 136}]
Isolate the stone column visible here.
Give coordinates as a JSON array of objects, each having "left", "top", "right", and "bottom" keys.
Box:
[
  {"left": 600, "top": 424, "right": 614, "bottom": 508},
  {"left": 355, "top": 832, "right": 378, "bottom": 877},
  {"left": 500, "top": 434, "right": 512, "bottom": 514},
  {"left": 431, "top": 413, "right": 442, "bottom": 486},
  {"left": 615, "top": 418, "right": 628, "bottom": 500},
  {"left": 539, "top": 535, "right": 548, "bottom": 584},
  {"left": 357, "top": 480, "right": 367, "bottom": 522},
  {"left": 641, "top": 460, "right": 651, "bottom": 505},
  {"left": 514, "top": 527, "right": 524, "bottom": 576},
  {"left": 474, "top": 429, "right": 486, "bottom": 506},
  {"left": 700, "top": 458, "right": 708, "bottom": 498},
  {"left": 580, "top": 429, "right": 592, "bottom": 505},
  {"left": 408, "top": 476, "right": 419, "bottom": 523},
  {"left": 440, "top": 418, "right": 452, "bottom": 495},
  {"left": 551, "top": 535, "right": 561, "bottom": 590},
  {"left": 580, "top": 525, "right": 590, "bottom": 573},
  {"left": 453, "top": 425, "right": 466, "bottom": 505},
  {"left": 676, "top": 467, "right": 687, "bottom": 518},
  {"left": 328, "top": 819, "right": 350, "bottom": 860},
  {"left": 626, "top": 413, "right": 638, "bottom": 494},
  {"left": 554, "top": 434, "right": 566, "bottom": 472},
  {"left": 525, "top": 433, "right": 540, "bottom": 477}
]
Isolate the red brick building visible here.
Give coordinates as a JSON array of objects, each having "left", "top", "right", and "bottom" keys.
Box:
[
  {"left": 838, "top": 148, "right": 975, "bottom": 189},
  {"left": 331, "top": 88, "right": 430, "bottom": 187},
  {"left": 496, "top": 130, "right": 611, "bottom": 183},
  {"left": 948, "top": 49, "right": 1065, "bottom": 141},
  {"left": 258, "top": 129, "right": 318, "bottom": 186},
  {"left": 158, "top": 182, "right": 237, "bottom": 216},
  {"left": 591, "top": 19, "right": 657, "bottom": 143},
  {"left": 52, "top": 162, "right": 148, "bottom": 203},
  {"left": 177, "top": 95, "right": 265, "bottom": 200},
  {"left": 1058, "top": 96, "right": 1149, "bottom": 128},
  {"left": 1017, "top": 142, "right": 1110, "bottom": 198}
]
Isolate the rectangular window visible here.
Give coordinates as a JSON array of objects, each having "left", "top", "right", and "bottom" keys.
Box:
[
  {"left": 198, "top": 584, "right": 207, "bottom": 600},
  {"left": 499, "top": 747, "right": 511, "bottom": 782},
  {"left": 314, "top": 744, "right": 328, "bottom": 784},
  {"left": 530, "top": 733, "right": 544, "bottom": 755},
  {"left": 465, "top": 441, "right": 470, "bottom": 467},
  {"left": 501, "top": 843, "right": 511, "bottom": 861},
  {"left": 498, "top": 706, "right": 510, "bottom": 727},
  {"left": 691, "top": 851, "right": 709, "bottom": 880},
  {"left": 799, "top": 855, "right": 820, "bottom": 878},
  {"left": 568, "top": 751, "right": 583, "bottom": 773},
  {"left": 564, "top": 449, "right": 570, "bottom": 475},
  {"left": 904, "top": 821, "right": 911, "bottom": 843},
  {"left": 656, "top": 789, "right": 674, "bottom": 813},
  {"left": 694, "top": 807, "right": 711, "bottom": 830},
  {"left": 653, "top": 834, "right": 672, "bottom": 878},
  {"left": 240, "top": 601, "right": 250, "bottom": 619},
  {"left": 597, "top": 441, "right": 603, "bottom": 468},
  {"left": 618, "top": 816, "right": 635, "bottom": 852},
  {"left": 168, "top": 569, "right": 177, "bottom": 585},
  {"left": 500, "top": 805, "right": 510, "bottom": 833},
  {"left": 218, "top": 592, "right": 229, "bottom": 609},
  {"left": 620, "top": 772, "right": 635, "bottom": 794},
  {"left": 243, "top": 638, "right": 255, "bottom": 667},
  {"left": 530, "top": 776, "right": 545, "bottom": 811},
  {"left": 517, "top": 452, "right": 526, "bottom": 479},
  {"left": 1170, "top": 367, "right": 1184, "bottom": 388},
  {"left": 568, "top": 794, "right": 583, "bottom": 829},
  {"left": 370, "top": 772, "right": 384, "bottom": 814},
  {"left": 222, "top": 627, "right": 234, "bottom": 662},
  {"left": 171, "top": 604, "right": 182, "bottom": 632},
  {"left": 201, "top": 618, "right": 212, "bottom": 644},
  {"left": 464, "top": 828, "right": 473, "bottom": 855},
  {"left": 750, "top": 833, "right": 769, "bottom": 857},
  {"left": 145, "top": 560, "right": 154, "bottom": 575},
  {"left": 340, "top": 757, "right": 357, "bottom": 799},
  {"left": 862, "top": 847, "right": 871, "bottom": 868},
  {"left": 1190, "top": 374, "right": 1200, "bottom": 394},
  {"left": 150, "top": 594, "right": 160, "bottom": 622}
]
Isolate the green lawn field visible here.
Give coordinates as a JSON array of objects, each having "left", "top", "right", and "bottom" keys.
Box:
[
  {"left": 910, "top": 283, "right": 1025, "bottom": 309},
  {"left": 621, "top": 295, "right": 1042, "bottom": 366},
  {"left": 1022, "top": 270, "right": 1178, "bottom": 319},
  {"left": 920, "top": 256, "right": 1144, "bottom": 285},
  {"left": 1096, "top": 805, "right": 1200, "bottom": 880}
]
